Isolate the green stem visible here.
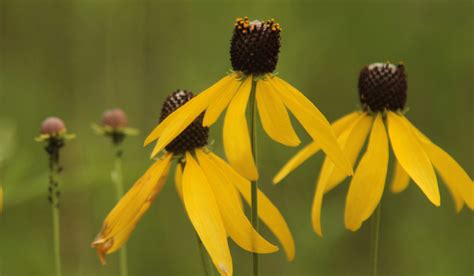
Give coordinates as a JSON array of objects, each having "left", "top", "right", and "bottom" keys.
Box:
[
  {"left": 369, "top": 204, "right": 382, "bottom": 276},
  {"left": 248, "top": 79, "right": 259, "bottom": 276},
  {"left": 49, "top": 162, "right": 62, "bottom": 276},
  {"left": 52, "top": 203, "right": 62, "bottom": 276},
  {"left": 196, "top": 234, "right": 214, "bottom": 276},
  {"left": 113, "top": 148, "right": 129, "bottom": 276}
]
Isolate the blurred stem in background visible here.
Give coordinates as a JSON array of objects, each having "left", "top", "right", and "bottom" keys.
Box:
[
  {"left": 197, "top": 234, "right": 214, "bottom": 276},
  {"left": 369, "top": 204, "right": 382, "bottom": 276},
  {"left": 111, "top": 146, "right": 129, "bottom": 276},
  {"left": 248, "top": 80, "right": 259, "bottom": 276},
  {"left": 48, "top": 155, "right": 62, "bottom": 276}
]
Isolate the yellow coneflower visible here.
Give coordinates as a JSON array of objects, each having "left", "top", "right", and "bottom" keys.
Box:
[
  {"left": 92, "top": 90, "right": 295, "bottom": 276},
  {"left": 144, "top": 17, "right": 352, "bottom": 181},
  {"left": 274, "top": 62, "right": 473, "bottom": 235}
]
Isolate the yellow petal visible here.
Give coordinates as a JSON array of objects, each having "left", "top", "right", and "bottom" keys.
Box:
[
  {"left": 345, "top": 114, "right": 388, "bottom": 231},
  {"left": 409, "top": 123, "right": 473, "bottom": 210},
  {"left": 209, "top": 152, "right": 295, "bottom": 261},
  {"left": 203, "top": 76, "right": 242, "bottom": 127},
  {"left": 223, "top": 76, "right": 258, "bottom": 180},
  {"left": 270, "top": 76, "right": 353, "bottom": 176},
  {"left": 311, "top": 114, "right": 372, "bottom": 236},
  {"left": 256, "top": 79, "right": 300, "bottom": 147},
  {"left": 92, "top": 153, "right": 173, "bottom": 264},
  {"left": 145, "top": 75, "right": 233, "bottom": 154},
  {"left": 324, "top": 113, "right": 372, "bottom": 193},
  {"left": 196, "top": 149, "right": 278, "bottom": 254},
  {"left": 390, "top": 160, "right": 410, "bottom": 194},
  {"left": 387, "top": 112, "right": 440, "bottom": 206},
  {"left": 183, "top": 152, "right": 232, "bottom": 276},
  {"left": 273, "top": 111, "right": 364, "bottom": 185},
  {"left": 174, "top": 163, "right": 183, "bottom": 202},
  {"left": 273, "top": 142, "right": 320, "bottom": 184}
]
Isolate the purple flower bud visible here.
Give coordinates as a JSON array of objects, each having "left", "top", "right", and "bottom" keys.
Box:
[
  {"left": 40, "top": 117, "right": 66, "bottom": 135},
  {"left": 101, "top": 108, "right": 128, "bottom": 129}
]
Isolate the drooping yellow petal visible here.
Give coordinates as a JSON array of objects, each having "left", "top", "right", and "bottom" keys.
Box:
[
  {"left": 92, "top": 153, "right": 173, "bottom": 264},
  {"left": 270, "top": 76, "right": 353, "bottom": 176},
  {"left": 174, "top": 163, "right": 183, "bottom": 202},
  {"left": 145, "top": 75, "right": 233, "bottom": 155},
  {"left": 273, "top": 111, "right": 364, "bottom": 185},
  {"left": 408, "top": 122, "right": 473, "bottom": 210},
  {"left": 223, "top": 76, "right": 258, "bottom": 181},
  {"left": 390, "top": 161, "right": 410, "bottom": 194},
  {"left": 273, "top": 142, "right": 320, "bottom": 184},
  {"left": 387, "top": 112, "right": 440, "bottom": 206},
  {"left": 311, "top": 114, "right": 372, "bottom": 236},
  {"left": 323, "top": 113, "right": 372, "bottom": 193},
  {"left": 196, "top": 149, "right": 278, "bottom": 254},
  {"left": 209, "top": 152, "right": 295, "bottom": 261},
  {"left": 183, "top": 152, "right": 232, "bottom": 276},
  {"left": 203, "top": 76, "right": 242, "bottom": 127},
  {"left": 256, "top": 79, "right": 300, "bottom": 147},
  {"left": 345, "top": 114, "right": 388, "bottom": 231}
]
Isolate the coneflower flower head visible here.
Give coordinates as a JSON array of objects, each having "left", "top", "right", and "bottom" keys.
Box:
[
  {"left": 230, "top": 17, "right": 281, "bottom": 75},
  {"left": 93, "top": 90, "right": 295, "bottom": 275},
  {"left": 144, "top": 17, "right": 352, "bottom": 182},
  {"left": 93, "top": 108, "right": 138, "bottom": 146},
  {"left": 40, "top": 117, "right": 66, "bottom": 136},
  {"left": 160, "top": 90, "right": 209, "bottom": 154},
  {"left": 359, "top": 63, "right": 407, "bottom": 112},
  {"left": 275, "top": 62, "right": 473, "bottom": 235}
]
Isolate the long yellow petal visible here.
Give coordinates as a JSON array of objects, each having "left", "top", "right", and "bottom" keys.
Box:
[
  {"left": 196, "top": 149, "right": 278, "bottom": 254},
  {"left": 203, "top": 76, "right": 242, "bottom": 127},
  {"left": 92, "top": 153, "right": 173, "bottom": 264},
  {"left": 145, "top": 75, "right": 233, "bottom": 154},
  {"left": 311, "top": 114, "right": 372, "bottom": 236},
  {"left": 209, "top": 152, "right": 295, "bottom": 261},
  {"left": 324, "top": 113, "right": 372, "bottom": 193},
  {"left": 409, "top": 122, "right": 473, "bottom": 210},
  {"left": 387, "top": 112, "right": 440, "bottom": 206},
  {"left": 174, "top": 163, "right": 183, "bottom": 202},
  {"left": 390, "top": 161, "right": 410, "bottom": 193},
  {"left": 270, "top": 76, "right": 353, "bottom": 176},
  {"left": 273, "top": 112, "right": 363, "bottom": 185},
  {"left": 345, "top": 114, "right": 388, "bottom": 231},
  {"left": 273, "top": 142, "right": 320, "bottom": 184},
  {"left": 223, "top": 76, "right": 258, "bottom": 180},
  {"left": 256, "top": 79, "right": 300, "bottom": 147},
  {"left": 183, "top": 152, "right": 232, "bottom": 276}
]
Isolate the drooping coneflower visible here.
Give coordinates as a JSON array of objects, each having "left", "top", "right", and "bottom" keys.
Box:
[
  {"left": 274, "top": 62, "right": 473, "bottom": 235},
  {"left": 92, "top": 90, "right": 295, "bottom": 276},
  {"left": 93, "top": 108, "right": 138, "bottom": 276},
  {"left": 36, "top": 116, "right": 75, "bottom": 276},
  {"left": 144, "top": 17, "right": 352, "bottom": 181}
]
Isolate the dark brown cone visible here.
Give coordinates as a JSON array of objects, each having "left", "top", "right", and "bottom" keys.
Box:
[
  {"left": 358, "top": 62, "right": 407, "bottom": 112},
  {"left": 160, "top": 90, "right": 209, "bottom": 154},
  {"left": 230, "top": 17, "right": 281, "bottom": 76}
]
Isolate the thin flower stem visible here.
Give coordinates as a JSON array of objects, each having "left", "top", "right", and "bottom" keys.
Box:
[
  {"left": 49, "top": 161, "right": 62, "bottom": 276},
  {"left": 248, "top": 79, "right": 259, "bottom": 276},
  {"left": 112, "top": 148, "right": 129, "bottom": 276},
  {"left": 369, "top": 204, "right": 382, "bottom": 276},
  {"left": 196, "top": 234, "right": 214, "bottom": 276},
  {"left": 52, "top": 203, "right": 62, "bottom": 276}
]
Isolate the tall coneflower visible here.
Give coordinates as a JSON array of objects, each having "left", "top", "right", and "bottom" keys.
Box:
[
  {"left": 143, "top": 18, "right": 351, "bottom": 274},
  {"left": 93, "top": 108, "right": 138, "bottom": 276},
  {"left": 92, "top": 90, "right": 295, "bottom": 276},
  {"left": 36, "top": 117, "right": 75, "bottom": 276}
]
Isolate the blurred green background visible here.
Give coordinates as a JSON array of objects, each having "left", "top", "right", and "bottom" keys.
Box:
[{"left": 0, "top": 0, "right": 472, "bottom": 275}]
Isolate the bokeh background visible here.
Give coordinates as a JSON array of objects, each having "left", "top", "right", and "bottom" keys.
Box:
[{"left": 0, "top": 0, "right": 472, "bottom": 275}]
